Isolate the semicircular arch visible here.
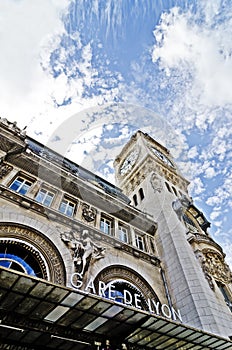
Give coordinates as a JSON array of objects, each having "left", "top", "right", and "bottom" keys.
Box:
[
  {"left": 0, "top": 223, "right": 66, "bottom": 284},
  {"left": 94, "top": 264, "right": 160, "bottom": 310}
]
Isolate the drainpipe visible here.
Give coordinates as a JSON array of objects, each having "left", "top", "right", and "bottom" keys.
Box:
[{"left": 160, "top": 267, "right": 174, "bottom": 319}]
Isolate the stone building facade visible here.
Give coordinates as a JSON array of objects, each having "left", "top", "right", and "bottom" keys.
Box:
[{"left": 0, "top": 118, "right": 232, "bottom": 350}]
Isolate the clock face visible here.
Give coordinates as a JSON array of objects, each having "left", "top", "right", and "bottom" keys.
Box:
[
  {"left": 120, "top": 150, "right": 139, "bottom": 175},
  {"left": 151, "top": 147, "right": 175, "bottom": 168}
]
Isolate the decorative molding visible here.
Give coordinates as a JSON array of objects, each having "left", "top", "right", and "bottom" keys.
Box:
[
  {"left": 81, "top": 203, "right": 97, "bottom": 222},
  {"left": 150, "top": 172, "right": 162, "bottom": 193},
  {"left": 122, "top": 156, "right": 188, "bottom": 196},
  {"left": 195, "top": 250, "right": 215, "bottom": 290},
  {"left": 202, "top": 249, "right": 232, "bottom": 284},
  {"left": 0, "top": 163, "right": 13, "bottom": 179},
  {"left": 95, "top": 265, "right": 159, "bottom": 302},
  {"left": 196, "top": 249, "right": 232, "bottom": 289},
  {"left": 0, "top": 224, "right": 65, "bottom": 284}
]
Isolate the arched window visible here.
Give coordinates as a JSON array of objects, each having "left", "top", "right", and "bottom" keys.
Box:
[
  {"left": 172, "top": 186, "right": 178, "bottom": 196},
  {"left": 139, "top": 188, "right": 144, "bottom": 201},
  {"left": 165, "top": 182, "right": 172, "bottom": 193},
  {"left": 133, "top": 194, "right": 138, "bottom": 206}
]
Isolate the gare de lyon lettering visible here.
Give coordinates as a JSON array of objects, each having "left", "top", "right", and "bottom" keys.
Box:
[{"left": 71, "top": 273, "right": 183, "bottom": 322}]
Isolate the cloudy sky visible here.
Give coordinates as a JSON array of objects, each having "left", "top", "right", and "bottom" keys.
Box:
[{"left": 1, "top": 0, "right": 232, "bottom": 267}]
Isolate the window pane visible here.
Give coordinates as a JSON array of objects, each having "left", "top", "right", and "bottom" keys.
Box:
[
  {"left": 35, "top": 189, "right": 46, "bottom": 203},
  {"left": 119, "top": 226, "right": 128, "bottom": 243},
  {"left": 135, "top": 235, "right": 144, "bottom": 250},
  {"left": 59, "top": 202, "right": 66, "bottom": 214},
  {"left": 66, "top": 204, "right": 74, "bottom": 217},
  {"left": 43, "top": 192, "right": 54, "bottom": 207},
  {"left": 9, "top": 177, "right": 32, "bottom": 195},
  {"left": 100, "top": 218, "right": 112, "bottom": 235},
  {"left": 59, "top": 199, "right": 75, "bottom": 217},
  {"left": 36, "top": 189, "right": 54, "bottom": 207},
  {"left": 20, "top": 182, "right": 31, "bottom": 195},
  {"left": 10, "top": 178, "right": 22, "bottom": 191},
  {"left": 139, "top": 188, "right": 144, "bottom": 200}
]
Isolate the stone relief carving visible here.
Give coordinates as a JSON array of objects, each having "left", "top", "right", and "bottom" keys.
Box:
[
  {"left": 0, "top": 163, "right": 13, "bottom": 179},
  {"left": 81, "top": 203, "right": 97, "bottom": 222},
  {"left": 172, "top": 194, "right": 193, "bottom": 221},
  {"left": 203, "top": 250, "right": 232, "bottom": 284},
  {"left": 196, "top": 250, "right": 215, "bottom": 290},
  {"left": 150, "top": 172, "right": 162, "bottom": 193},
  {"left": 196, "top": 249, "right": 232, "bottom": 290},
  {"left": 60, "top": 228, "right": 105, "bottom": 278}
]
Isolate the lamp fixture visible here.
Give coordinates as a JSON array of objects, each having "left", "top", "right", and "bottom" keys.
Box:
[
  {"left": 0, "top": 320, "right": 24, "bottom": 332},
  {"left": 51, "top": 334, "right": 91, "bottom": 345}
]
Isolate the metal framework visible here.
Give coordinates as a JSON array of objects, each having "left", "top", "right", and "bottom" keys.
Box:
[{"left": 0, "top": 267, "right": 232, "bottom": 350}]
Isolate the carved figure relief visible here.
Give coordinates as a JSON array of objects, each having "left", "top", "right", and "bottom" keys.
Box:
[
  {"left": 196, "top": 249, "right": 232, "bottom": 290},
  {"left": 82, "top": 203, "right": 97, "bottom": 222},
  {"left": 172, "top": 195, "right": 192, "bottom": 221},
  {"left": 203, "top": 250, "right": 232, "bottom": 284},
  {"left": 150, "top": 172, "right": 162, "bottom": 193},
  {"left": 196, "top": 251, "right": 215, "bottom": 290},
  {"left": 60, "top": 228, "right": 105, "bottom": 278},
  {"left": 0, "top": 163, "right": 13, "bottom": 179}
]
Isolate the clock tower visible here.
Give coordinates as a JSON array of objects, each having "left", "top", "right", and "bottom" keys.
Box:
[{"left": 114, "top": 130, "right": 232, "bottom": 337}]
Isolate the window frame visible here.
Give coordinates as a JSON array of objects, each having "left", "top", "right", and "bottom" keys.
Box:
[
  {"left": 58, "top": 197, "right": 76, "bottom": 217},
  {"left": 9, "top": 175, "right": 33, "bottom": 195},
  {"left": 100, "top": 215, "right": 113, "bottom": 236},
  {"left": 35, "top": 187, "right": 55, "bottom": 207},
  {"left": 135, "top": 232, "right": 145, "bottom": 251},
  {"left": 118, "top": 223, "right": 129, "bottom": 243}
]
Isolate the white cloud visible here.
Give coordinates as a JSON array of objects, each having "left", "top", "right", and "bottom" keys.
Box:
[
  {"left": 188, "top": 177, "right": 205, "bottom": 196},
  {"left": 204, "top": 167, "right": 217, "bottom": 179},
  {"left": 0, "top": 0, "right": 70, "bottom": 126},
  {"left": 187, "top": 146, "right": 198, "bottom": 159},
  {"left": 152, "top": 4, "right": 232, "bottom": 109},
  {"left": 210, "top": 212, "right": 220, "bottom": 220}
]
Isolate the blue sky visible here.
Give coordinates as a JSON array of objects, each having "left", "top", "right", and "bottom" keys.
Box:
[{"left": 1, "top": 0, "right": 232, "bottom": 267}]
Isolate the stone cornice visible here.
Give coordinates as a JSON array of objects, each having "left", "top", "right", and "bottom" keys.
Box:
[{"left": 188, "top": 233, "right": 224, "bottom": 256}]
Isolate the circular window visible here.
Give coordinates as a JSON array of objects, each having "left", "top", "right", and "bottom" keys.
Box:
[
  {"left": 0, "top": 239, "right": 48, "bottom": 279},
  {"left": 0, "top": 253, "right": 35, "bottom": 275}
]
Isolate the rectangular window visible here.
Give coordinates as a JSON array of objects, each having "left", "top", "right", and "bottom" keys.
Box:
[
  {"left": 9, "top": 176, "right": 32, "bottom": 195},
  {"left": 135, "top": 233, "right": 145, "bottom": 251},
  {"left": 35, "top": 188, "right": 54, "bottom": 207},
  {"left": 100, "top": 216, "right": 113, "bottom": 235},
  {"left": 59, "top": 198, "right": 75, "bottom": 217},
  {"left": 118, "top": 224, "right": 129, "bottom": 243}
]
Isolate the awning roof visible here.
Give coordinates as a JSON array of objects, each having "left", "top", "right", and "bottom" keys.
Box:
[{"left": 0, "top": 267, "right": 232, "bottom": 350}]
